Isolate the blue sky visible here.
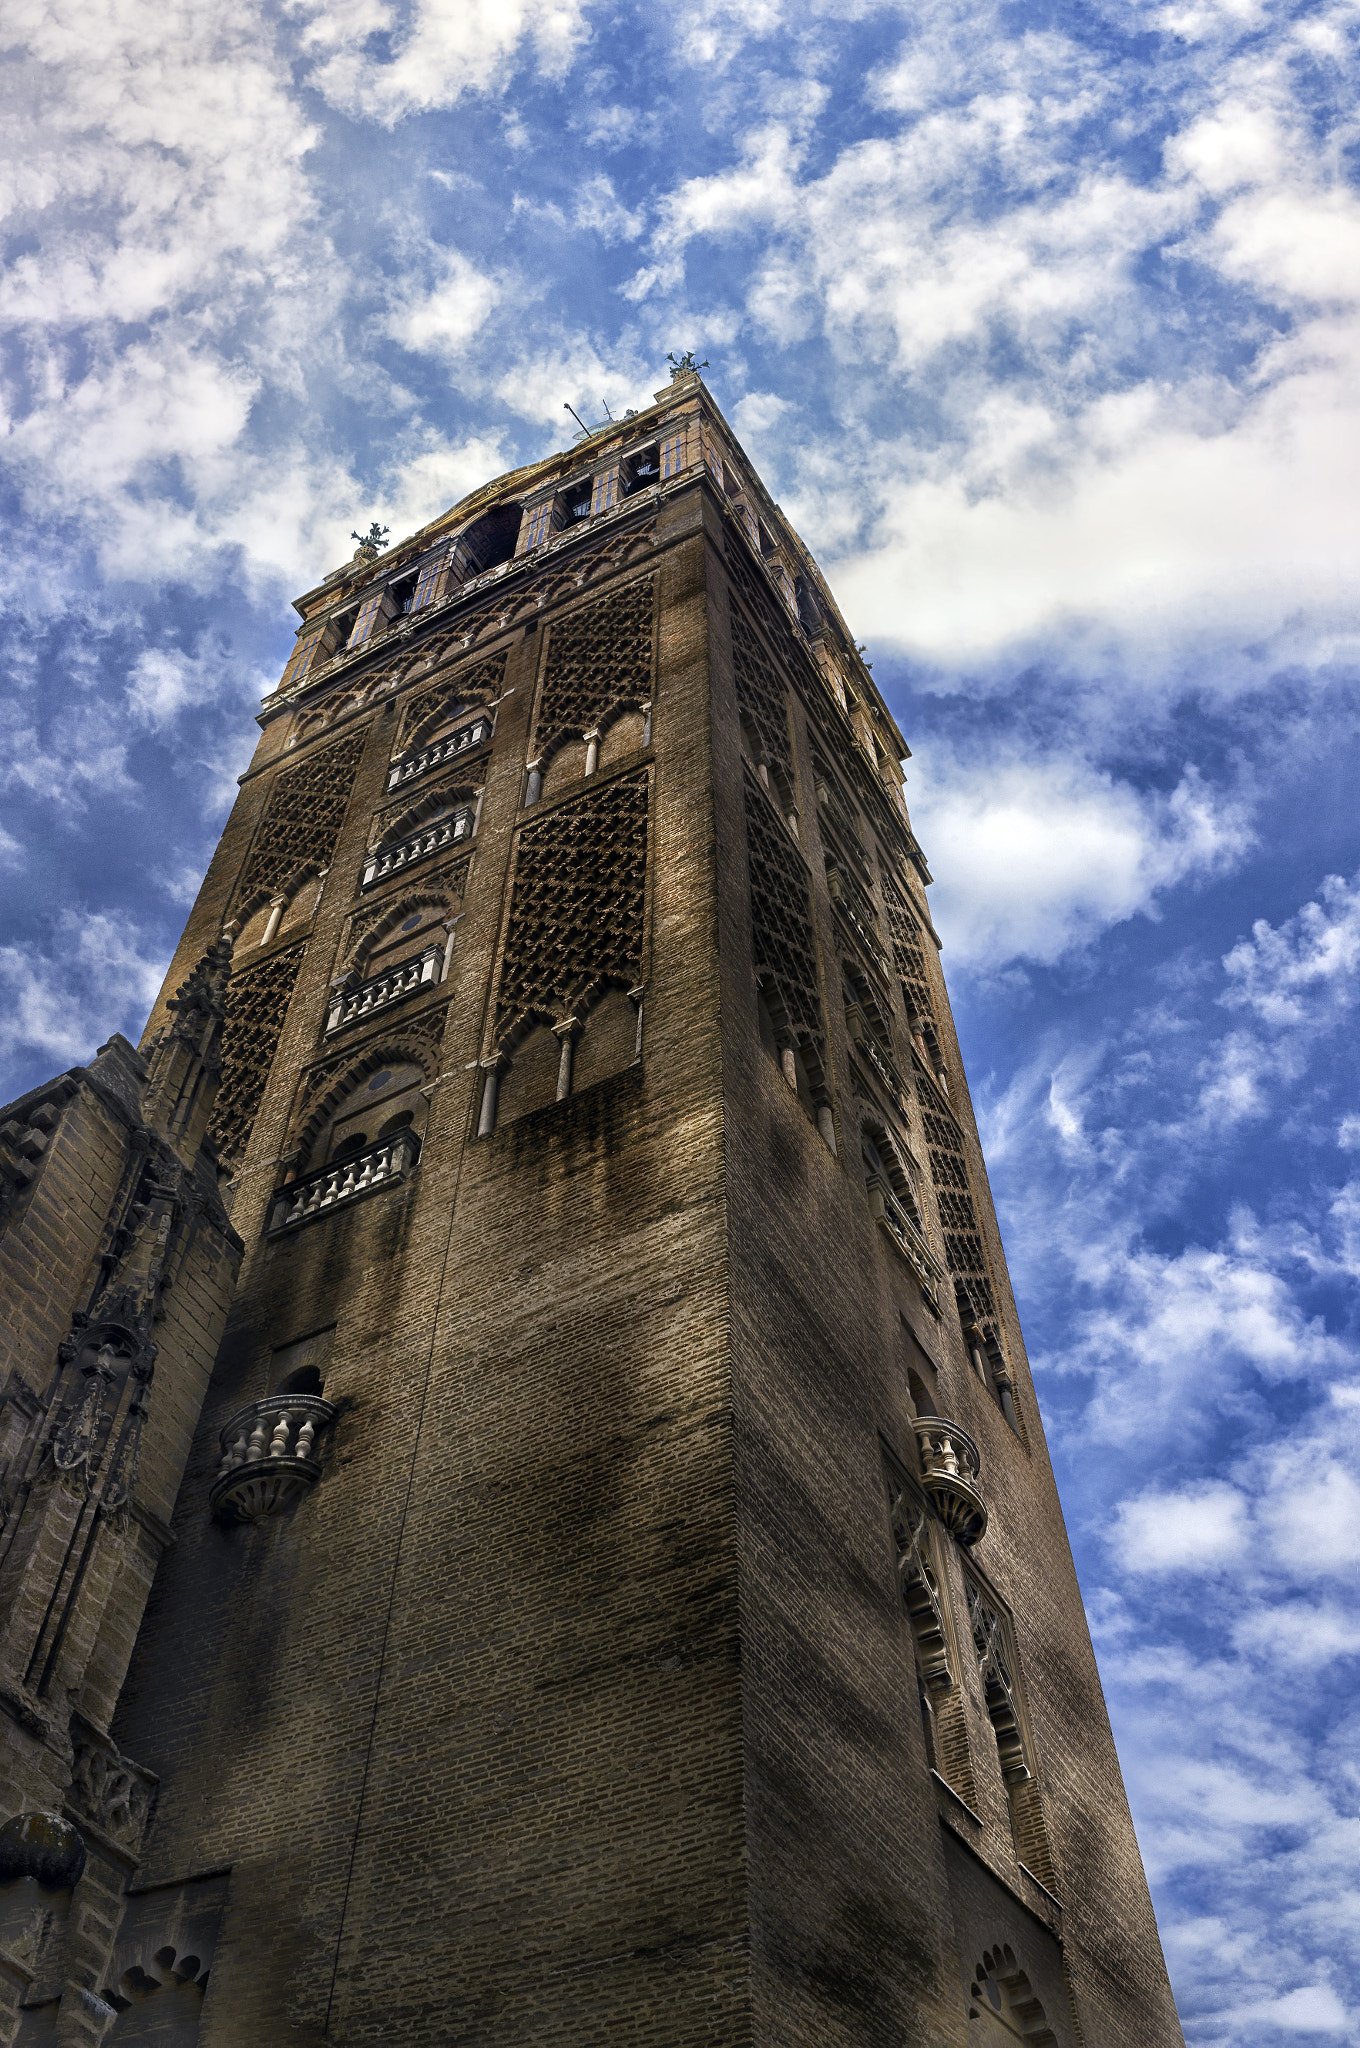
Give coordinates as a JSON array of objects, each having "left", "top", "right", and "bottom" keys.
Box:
[{"left": 2, "top": 1, "right": 1358, "bottom": 2037}]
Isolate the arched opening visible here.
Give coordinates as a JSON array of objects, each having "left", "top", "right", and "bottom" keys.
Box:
[
  {"left": 539, "top": 735, "right": 588, "bottom": 798},
  {"left": 275, "top": 1364, "right": 325, "bottom": 1398},
  {"left": 597, "top": 706, "right": 647, "bottom": 769},
  {"left": 967, "top": 1945, "right": 1057, "bottom": 2045},
  {"left": 309, "top": 1060, "right": 428, "bottom": 1171},
  {"left": 571, "top": 986, "right": 638, "bottom": 1093}
]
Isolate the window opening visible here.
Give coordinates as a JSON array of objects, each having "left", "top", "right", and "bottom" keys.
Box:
[{"left": 965, "top": 1577, "right": 1059, "bottom": 1890}]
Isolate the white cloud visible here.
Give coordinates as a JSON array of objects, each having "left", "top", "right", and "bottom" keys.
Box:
[
  {"left": 916, "top": 755, "right": 1249, "bottom": 967},
  {"left": 386, "top": 251, "right": 500, "bottom": 356},
  {"left": 572, "top": 174, "right": 644, "bottom": 244},
  {"left": 0, "top": 913, "right": 169, "bottom": 1072},
  {"left": 1112, "top": 1482, "right": 1249, "bottom": 1572},
  {"left": 303, "top": 0, "right": 592, "bottom": 123},
  {"left": 1220, "top": 871, "right": 1360, "bottom": 1028}
]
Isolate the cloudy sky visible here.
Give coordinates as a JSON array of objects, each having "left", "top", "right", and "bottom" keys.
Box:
[{"left": 2, "top": 0, "right": 1358, "bottom": 2036}]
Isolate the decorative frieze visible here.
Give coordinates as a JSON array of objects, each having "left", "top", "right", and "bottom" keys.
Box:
[
  {"left": 265, "top": 1129, "right": 419, "bottom": 1235},
  {"left": 210, "top": 1395, "right": 337, "bottom": 1523},
  {"left": 533, "top": 578, "right": 655, "bottom": 766},
  {"left": 325, "top": 945, "right": 443, "bottom": 1034}
]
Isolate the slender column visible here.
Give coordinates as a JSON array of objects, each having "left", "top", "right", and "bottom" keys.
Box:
[
  {"left": 525, "top": 759, "right": 543, "bottom": 806},
  {"left": 260, "top": 894, "right": 287, "bottom": 947},
  {"left": 441, "top": 915, "right": 462, "bottom": 982},
  {"left": 816, "top": 1101, "right": 837, "bottom": 1155},
  {"left": 641, "top": 700, "right": 653, "bottom": 747},
  {"left": 584, "top": 729, "right": 601, "bottom": 776},
  {"left": 552, "top": 1017, "right": 583, "bottom": 1102},
  {"left": 477, "top": 1055, "right": 507, "bottom": 1139},
  {"left": 629, "top": 985, "right": 646, "bottom": 1060}
]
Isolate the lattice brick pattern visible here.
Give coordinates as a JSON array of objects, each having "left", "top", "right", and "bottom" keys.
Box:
[
  {"left": 494, "top": 772, "right": 649, "bottom": 1037},
  {"left": 883, "top": 873, "right": 935, "bottom": 1019},
  {"left": 744, "top": 769, "right": 824, "bottom": 1048},
  {"left": 535, "top": 577, "right": 654, "bottom": 756},
  {"left": 208, "top": 946, "right": 306, "bottom": 1162},
  {"left": 397, "top": 652, "right": 506, "bottom": 752},
  {"left": 729, "top": 597, "right": 794, "bottom": 785},
  {"left": 920, "top": 1104, "right": 996, "bottom": 1325},
  {"left": 236, "top": 732, "right": 367, "bottom": 906}
]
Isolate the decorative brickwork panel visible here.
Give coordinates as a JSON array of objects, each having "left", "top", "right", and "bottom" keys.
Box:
[
  {"left": 884, "top": 873, "right": 935, "bottom": 1022},
  {"left": 208, "top": 946, "right": 306, "bottom": 1162},
  {"left": 495, "top": 772, "right": 649, "bottom": 1040},
  {"left": 236, "top": 731, "right": 366, "bottom": 907},
  {"left": 744, "top": 767, "right": 823, "bottom": 1051},
  {"left": 397, "top": 652, "right": 506, "bottom": 752},
  {"left": 535, "top": 578, "right": 654, "bottom": 759},
  {"left": 729, "top": 597, "right": 794, "bottom": 786}
]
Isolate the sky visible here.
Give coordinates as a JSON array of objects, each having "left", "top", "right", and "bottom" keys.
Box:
[{"left": 1, "top": 0, "right": 1358, "bottom": 2037}]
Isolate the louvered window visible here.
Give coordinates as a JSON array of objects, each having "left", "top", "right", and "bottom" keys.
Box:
[
  {"left": 410, "top": 554, "right": 446, "bottom": 613},
  {"left": 279, "top": 629, "right": 324, "bottom": 691},
  {"left": 524, "top": 503, "right": 554, "bottom": 550},
  {"left": 737, "top": 501, "right": 761, "bottom": 552},
  {"left": 660, "top": 430, "right": 686, "bottom": 479},
  {"left": 347, "top": 592, "right": 385, "bottom": 650},
  {"left": 591, "top": 467, "right": 618, "bottom": 515},
  {"left": 702, "top": 433, "right": 724, "bottom": 488}
]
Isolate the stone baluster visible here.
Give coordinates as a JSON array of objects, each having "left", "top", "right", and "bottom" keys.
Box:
[
  {"left": 267, "top": 1411, "right": 291, "bottom": 1460},
  {"left": 295, "top": 1412, "right": 317, "bottom": 1461},
  {"left": 246, "top": 1414, "right": 269, "bottom": 1461}
]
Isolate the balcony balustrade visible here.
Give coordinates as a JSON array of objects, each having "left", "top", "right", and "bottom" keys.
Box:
[
  {"left": 866, "top": 1168, "right": 942, "bottom": 1304},
  {"left": 210, "top": 1394, "right": 338, "bottom": 1523},
  {"left": 912, "top": 1416, "right": 987, "bottom": 1546},
  {"left": 265, "top": 1129, "right": 420, "bottom": 1235},
  {"left": 325, "top": 944, "right": 443, "bottom": 1035},
  {"left": 846, "top": 1003, "right": 906, "bottom": 1097},
  {"left": 386, "top": 715, "right": 491, "bottom": 793},
  {"left": 361, "top": 809, "right": 473, "bottom": 890}
]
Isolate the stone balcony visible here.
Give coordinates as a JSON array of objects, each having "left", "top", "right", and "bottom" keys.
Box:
[
  {"left": 209, "top": 1395, "right": 338, "bottom": 1523},
  {"left": 866, "top": 1168, "right": 942, "bottom": 1305},
  {"left": 912, "top": 1416, "right": 987, "bottom": 1546},
  {"left": 265, "top": 1129, "right": 420, "bottom": 1236},
  {"left": 361, "top": 808, "right": 474, "bottom": 890},
  {"left": 846, "top": 1003, "right": 906, "bottom": 1097},
  {"left": 325, "top": 944, "right": 443, "bottom": 1035},
  {"left": 386, "top": 714, "right": 491, "bottom": 793}
]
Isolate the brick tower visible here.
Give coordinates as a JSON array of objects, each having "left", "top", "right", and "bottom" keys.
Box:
[{"left": 0, "top": 366, "right": 1184, "bottom": 2045}]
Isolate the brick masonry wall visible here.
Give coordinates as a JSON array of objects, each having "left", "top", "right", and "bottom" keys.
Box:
[
  {"left": 705, "top": 495, "right": 1182, "bottom": 2046},
  {"left": 113, "top": 489, "right": 755, "bottom": 2046}
]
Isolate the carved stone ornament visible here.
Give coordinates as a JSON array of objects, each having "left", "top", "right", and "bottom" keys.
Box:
[
  {"left": 210, "top": 1394, "right": 337, "bottom": 1523},
  {"left": 912, "top": 1416, "right": 987, "bottom": 1547},
  {"left": 68, "top": 1726, "right": 157, "bottom": 1854}
]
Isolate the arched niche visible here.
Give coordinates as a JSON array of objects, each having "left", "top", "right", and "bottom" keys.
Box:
[
  {"left": 539, "top": 736, "right": 587, "bottom": 799},
  {"left": 572, "top": 986, "right": 638, "bottom": 1093},
  {"left": 597, "top": 707, "right": 646, "bottom": 770},
  {"left": 495, "top": 1020, "right": 561, "bottom": 1125},
  {"left": 306, "top": 1059, "right": 428, "bottom": 1170}
]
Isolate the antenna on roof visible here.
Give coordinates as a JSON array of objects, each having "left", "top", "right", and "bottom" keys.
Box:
[{"left": 563, "top": 402, "right": 590, "bottom": 438}]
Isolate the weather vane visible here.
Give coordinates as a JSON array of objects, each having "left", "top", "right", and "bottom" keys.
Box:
[
  {"left": 351, "top": 522, "right": 390, "bottom": 556},
  {"left": 667, "top": 351, "right": 709, "bottom": 378}
]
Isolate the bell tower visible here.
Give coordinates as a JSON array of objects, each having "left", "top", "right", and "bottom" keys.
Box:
[{"left": 0, "top": 368, "right": 1183, "bottom": 2046}]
